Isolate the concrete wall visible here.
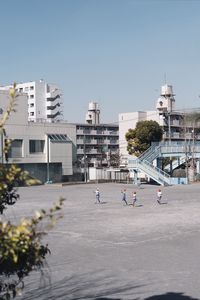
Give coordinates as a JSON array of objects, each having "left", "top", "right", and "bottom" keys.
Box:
[
  {"left": 15, "top": 162, "right": 63, "bottom": 183},
  {"left": 0, "top": 91, "right": 76, "bottom": 177},
  {"left": 0, "top": 90, "right": 28, "bottom": 125},
  {"left": 50, "top": 141, "right": 72, "bottom": 175}
]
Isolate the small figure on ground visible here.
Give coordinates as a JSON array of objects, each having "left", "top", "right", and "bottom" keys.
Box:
[
  {"left": 121, "top": 189, "right": 128, "bottom": 205},
  {"left": 132, "top": 191, "right": 137, "bottom": 207},
  {"left": 95, "top": 188, "right": 101, "bottom": 204},
  {"left": 157, "top": 189, "right": 162, "bottom": 204}
]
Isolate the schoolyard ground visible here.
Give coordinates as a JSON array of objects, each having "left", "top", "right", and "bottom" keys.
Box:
[{"left": 7, "top": 182, "right": 200, "bottom": 300}]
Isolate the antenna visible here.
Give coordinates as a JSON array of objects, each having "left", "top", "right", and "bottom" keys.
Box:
[{"left": 164, "top": 73, "right": 167, "bottom": 84}]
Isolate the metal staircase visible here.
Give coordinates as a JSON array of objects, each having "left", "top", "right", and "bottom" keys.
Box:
[
  {"left": 164, "top": 156, "right": 186, "bottom": 173},
  {"left": 128, "top": 143, "right": 171, "bottom": 186},
  {"left": 128, "top": 141, "right": 200, "bottom": 186}
]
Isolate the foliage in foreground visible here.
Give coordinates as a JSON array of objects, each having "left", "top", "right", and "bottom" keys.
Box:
[
  {"left": 0, "top": 84, "right": 64, "bottom": 299},
  {"left": 0, "top": 199, "right": 64, "bottom": 299}
]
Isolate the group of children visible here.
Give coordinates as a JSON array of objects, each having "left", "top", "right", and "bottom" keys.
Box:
[
  {"left": 95, "top": 187, "right": 163, "bottom": 206},
  {"left": 121, "top": 188, "right": 163, "bottom": 206}
]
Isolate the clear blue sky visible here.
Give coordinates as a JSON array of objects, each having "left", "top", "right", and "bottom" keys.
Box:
[{"left": 0, "top": 0, "right": 200, "bottom": 123}]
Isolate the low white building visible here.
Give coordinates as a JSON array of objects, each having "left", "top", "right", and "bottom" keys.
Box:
[
  {"left": 0, "top": 80, "right": 63, "bottom": 123},
  {"left": 0, "top": 90, "right": 76, "bottom": 183}
]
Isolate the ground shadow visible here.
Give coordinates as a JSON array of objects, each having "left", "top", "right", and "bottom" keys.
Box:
[
  {"left": 145, "top": 292, "right": 199, "bottom": 299},
  {"left": 22, "top": 271, "right": 143, "bottom": 300},
  {"left": 94, "top": 298, "right": 121, "bottom": 300},
  {"left": 128, "top": 204, "right": 143, "bottom": 207},
  {"left": 158, "top": 202, "right": 168, "bottom": 205},
  {"left": 20, "top": 274, "right": 199, "bottom": 300}
]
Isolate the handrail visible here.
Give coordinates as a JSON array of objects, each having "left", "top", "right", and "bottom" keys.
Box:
[
  {"left": 138, "top": 146, "right": 159, "bottom": 162},
  {"left": 129, "top": 158, "right": 171, "bottom": 185},
  {"left": 128, "top": 140, "right": 200, "bottom": 186},
  {"left": 138, "top": 145, "right": 156, "bottom": 160},
  {"left": 143, "top": 146, "right": 161, "bottom": 162},
  {"left": 164, "top": 156, "right": 186, "bottom": 171},
  {"left": 142, "top": 159, "right": 170, "bottom": 179}
]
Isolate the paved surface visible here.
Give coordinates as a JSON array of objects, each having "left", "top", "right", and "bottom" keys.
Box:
[{"left": 6, "top": 182, "right": 200, "bottom": 299}]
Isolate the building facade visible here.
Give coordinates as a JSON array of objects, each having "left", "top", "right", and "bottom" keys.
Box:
[
  {"left": 75, "top": 102, "right": 119, "bottom": 168},
  {"left": 0, "top": 90, "right": 76, "bottom": 183},
  {"left": 76, "top": 123, "right": 119, "bottom": 168},
  {"left": 119, "top": 84, "right": 200, "bottom": 165},
  {"left": 0, "top": 80, "right": 64, "bottom": 123}
]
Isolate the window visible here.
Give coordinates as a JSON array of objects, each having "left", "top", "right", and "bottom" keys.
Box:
[
  {"left": 19, "top": 88, "right": 23, "bottom": 92},
  {"left": 30, "top": 86, "right": 34, "bottom": 90},
  {"left": 30, "top": 103, "right": 34, "bottom": 107},
  {"left": 30, "top": 112, "right": 34, "bottom": 116},
  {"left": 8, "top": 139, "right": 23, "bottom": 158},
  {"left": 29, "top": 140, "right": 45, "bottom": 153},
  {"left": 25, "top": 87, "right": 29, "bottom": 91},
  {"left": 30, "top": 94, "right": 34, "bottom": 99}
]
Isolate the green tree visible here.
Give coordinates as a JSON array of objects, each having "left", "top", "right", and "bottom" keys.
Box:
[
  {"left": 0, "top": 84, "right": 64, "bottom": 299},
  {"left": 125, "top": 120, "right": 163, "bottom": 156}
]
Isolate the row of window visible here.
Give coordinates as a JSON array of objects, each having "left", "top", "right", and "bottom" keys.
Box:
[
  {"left": 77, "top": 135, "right": 118, "bottom": 141},
  {"left": 77, "top": 125, "right": 118, "bottom": 132},
  {"left": 18, "top": 86, "right": 34, "bottom": 92},
  {"left": 8, "top": 140, "right": 44, "bottom": 158}
]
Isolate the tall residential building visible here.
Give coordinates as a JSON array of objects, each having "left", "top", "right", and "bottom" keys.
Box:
[
  {"left": 76, "top": 123, "right": 119, "bottom": 167},
  {"left": 119, "top": 83, "right": 200, "bottom": 165},
  {"left": 76, "top": 102, "right": 119, "bottom": 167},
  {"left": 0, "top": 80, "right": 63, "bottom": 123}
]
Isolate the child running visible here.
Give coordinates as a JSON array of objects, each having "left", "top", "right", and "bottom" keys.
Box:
[
  {"left": 157, "top": 189, "right": 162, "bottom": 204},
  {"left": 132, "top": 191, "right": 137, "bottom": 207},
  {"left": 121, "top": 189, "right": 128, "bottom": 205},
  {"left": 95, "top": 188, "right": 101, "bottom": 204}
]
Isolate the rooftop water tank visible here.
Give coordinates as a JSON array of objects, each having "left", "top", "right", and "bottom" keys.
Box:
[
  {"left": 88, "top": 102, "right": 98, "bottom": 111},
  {"left": 161, "top": 84, "right": 174, "bottom": 96}
]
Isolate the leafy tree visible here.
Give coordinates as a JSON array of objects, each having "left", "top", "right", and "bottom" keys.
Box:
[
  {"left": 125, "top": 120, "right": 163, "bottom": 156},
  {"left": 0, "top": 84, "right": 64, "bottom": 299}
]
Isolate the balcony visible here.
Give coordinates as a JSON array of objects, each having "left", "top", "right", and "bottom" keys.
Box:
[
  {"left": 46, "top": 88, "right": 62, "bottom": 101},
  {"left": 77, "top": 149, "right": 84, "bottom": 154}
]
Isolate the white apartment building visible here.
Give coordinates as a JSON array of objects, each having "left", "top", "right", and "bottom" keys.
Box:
[
  {"left": 119, "top": 84, "right": 200, "bottom": 165},
  {"left": 76, "top": 102, "right": 119, "bottom": 168},
  {"left": 0, "top": 80, "right": 63, "bottom": 123},
  {"left": 0, "top": 90, "right": 76, "bottom": 183}
]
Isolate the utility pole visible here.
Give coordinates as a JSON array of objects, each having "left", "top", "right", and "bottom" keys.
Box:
[
  {"left": 184, "top": 118, "right": 189, "bottom": 184},
  {"left": 46, "top": 135, "right": 50, "bottom": 183},
  {"left": 83, "top": 134, "right": 87, "bottom": 182},
  {"left": 168, "top": 112, "right": 171, "bottom": 145},
  {"left": 191, "top": 123, "right": 196, "bottom": 182},
  {"left": 1, "top": 131, "right": 3, "bottom": 164}
]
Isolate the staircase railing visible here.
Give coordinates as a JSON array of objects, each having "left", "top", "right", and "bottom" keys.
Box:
[
  {"left": 129, "top": 158, "right": 171, "bottom": 186},
  {"left": 138, "top": 144, "right": 161, "bottom": 163}
]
